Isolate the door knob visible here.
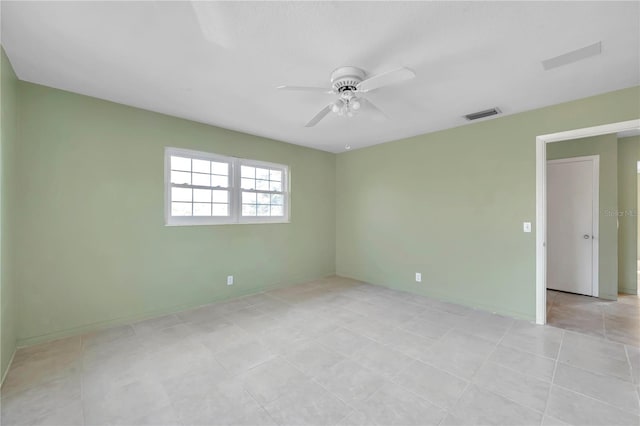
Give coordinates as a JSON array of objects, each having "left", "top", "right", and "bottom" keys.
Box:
[{"left": 583, "top": 234, "right": 590, "bottom": 239}]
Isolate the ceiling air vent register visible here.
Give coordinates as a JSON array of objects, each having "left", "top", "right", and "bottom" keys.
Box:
[{"left": 464, "top": 108, "right": 501, "bottom": 121}]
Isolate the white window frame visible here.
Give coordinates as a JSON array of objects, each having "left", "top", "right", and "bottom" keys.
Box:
[{"left": 165, "top": 147, "right": 290, "bottom": 226}]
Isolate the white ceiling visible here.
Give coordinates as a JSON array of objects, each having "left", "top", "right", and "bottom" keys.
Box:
[{"left": 2, "top": 1, "right": 639, "bottom": 153}]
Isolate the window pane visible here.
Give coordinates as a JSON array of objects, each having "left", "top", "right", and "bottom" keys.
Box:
[
  {"left": 192, "top": 159, "right": 210, "bottom": 174},
  {"left": 270, "top": 170, "right": 281, "bottom": 182},
  {"left": 171, "top": 202, "right": 192, "bottom": 216},
  {"left": 192, "top": 173, "right": 211, "bottom": 187},
  {"left": 212, "top": 162, "right": 228, "bottom": 175},
  {"left": 171, "top": 156, "right": 191, "bottom": 171},
  {"left": 242, "top": 192, "right": 257, "bottom": 204},
  {"left": 241, "top": 178, "right": 255, "bottom": 190},
  {"left": 171, "top": 171, "right": 191, "bottom": 185},
  {"left": 172, "top": 187, "right": 192, "bottom": 202},
  {"left": 193, "top": 203, "right": 212, "bottom": 216},
  {"left": 211, "top": 204, "right": 229, "bottom": 216},
  {"left": 167, "top": 151, "right": 288, "bottom": 223},
  {"left": 193, "top": 189, "right": 211, "bottom": 202},
  {"left": 241, "top": 166, "right": 255, "bottom": 178},
  {"left": 271, "top": 194, "right": 283, "bottom": 205},
  {"left": 212, "top": 190, "right": 228, "bottom": 203},
  {"left": 256, "top": 168, "right": 270, "bottom": 180},
  {"left": 257, "top": 193, "right": 270, "bottom": 204},
  {"left": 242, "top": 204, "right": 256, "bottom": 216},
  {"left": 211, "top": 175, "right": 228, "bottom": 188},
  {"left": 269, "top": 181, "right": 282, "bottom": 192}
]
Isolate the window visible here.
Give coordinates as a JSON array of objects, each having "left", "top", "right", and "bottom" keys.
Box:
[{"left": 165, "top": 147, "right": 289, "bottom": 225}]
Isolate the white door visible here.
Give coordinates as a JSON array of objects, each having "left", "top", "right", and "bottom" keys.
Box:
[{"left": 547, "top": 156, "right": 598, "bottom": 296}]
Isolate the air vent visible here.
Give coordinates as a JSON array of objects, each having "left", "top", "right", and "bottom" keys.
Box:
[
  {"left": 464, "top": 108, "right": 501, "bottom": 121},
  {"left": 542, "top": 42, "right": 602, "bottom": 71}
]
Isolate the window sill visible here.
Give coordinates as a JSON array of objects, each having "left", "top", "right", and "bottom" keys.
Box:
[{"left": 165, "top": 220, "right": 291, "bottom": 227}]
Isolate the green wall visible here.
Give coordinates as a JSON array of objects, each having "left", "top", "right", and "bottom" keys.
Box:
[
  {"left": 1, "top": 48, "right": 18, "bottom": 379},
  {"left": 4, "top": 46, "right": 640, "bottom": 352},
  {"left": 618, "top": 136, "right": 640, "bottom": 294},
  {"left": 547, "top": 135, "right": 618, "bottom": 300},
  {"left": 14, "top": 81, "right": 336, "bottom": 345},
  {"left": 336, "top": 86, "right": 640, "bottom": 320}
]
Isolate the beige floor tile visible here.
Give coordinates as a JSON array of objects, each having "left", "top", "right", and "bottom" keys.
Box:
[
  {"left": 417, "top": 330, "right": 496, "bottom": 379},
  {"left": 165, "top": 374, "right": 263, "bottom": 425},
  {"left": 83, "top": 377, "right": 171, "bottom": 425},
  {"left": 501, "top": 321, "right": 564, "bottom": 359},
  {"left": 473, "top": 361, "right": 551, "bottom": 412},
  {"left": 238, "top": 357, "right": 309, "bottom": 404},
  {"left": 27, "top": 400, "right": 84, "bottom": 426},
  {"left": 378, "top": 327, "right": 436, "bottom": 359},
  {"left": 488, "top": 345, "right": 556, "bottom": 382},
  {"left": 1, "top": 349, "right": 81, "bottom": 397},
  {"left": 547, "top": 290, "right": 640, "bottom": 348},
  {"left": 546, "top": 385, "right": 640, "bottom": 426},
  {"left": 284, "top": 341, "right": 346, "bottom": 377},
  {"left": 213, "top": 338, "right": 277, "bottom": 376},
  {"left": 81, "top": 324, "right": 135, "bottom": 350},
  {"left": 315, "top": 327, "right": 375, "bottom": 357},
  {"left": 350, "top": 339, "right": 413, "bottom": 379},
  {"left": 562, "top": 331, "right": 628, "bottom": 361},
  {"left": 1, "top": 375, "right": 81, "bottom": 426},
  {"left": 196, "top": 322, "right": 253, "bottom": 353},
  {"left": 541, "top": 415, "right": 570, "bottom": 425},
  {"left": 314, "top": 358, "right": 388, "bottom": 405},
  {"left": 4, "top": 277, "right": 639, "bottom": 426},
  {"left": 553, "top": 363, "right": 640, "bottom": 413},
  {"left": 342, "top": 316, "right": 397, "bottom": 341},
  {"left": 255, "top": 325, "right": 310, "bottom": 354},
  {"left": 11, "top": 336, "right": 81, "bottom": 368},
  {"left": 353, "top": 383, "right": 446, "bottom": 426},
  {"left": 446, "top": 385, "right": 542, "bottom": 426},
  {"left": 558, "top": 340, "right": 634, "bottom": 382},
  {"left": 263, "top": 380, "right": 351, "bottom": 426},
  {"left": 392, "top": 359, "right": 468, "bottom": 409}
]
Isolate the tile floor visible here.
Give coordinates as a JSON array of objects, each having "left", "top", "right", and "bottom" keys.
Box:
[
  {"left": 1, "top": 276, "right": 639, "bottom": 426},
  {"left": 547, "top": 290, "right": 640, "bottom": 346}
]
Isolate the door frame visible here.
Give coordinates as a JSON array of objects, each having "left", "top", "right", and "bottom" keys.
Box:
[
  {"left": 546, "top": 155, "right": 600, "bottom": 298},
  {"left": 535, "top": 119, "right": 640, "bottom": 324}
]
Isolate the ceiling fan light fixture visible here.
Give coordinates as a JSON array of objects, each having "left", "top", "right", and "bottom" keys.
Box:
[{"left": 278, "top": 65, "right": 415, "bottom": 126}]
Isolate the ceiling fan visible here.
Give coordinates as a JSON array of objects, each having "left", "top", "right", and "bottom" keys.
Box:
[{"left": 277, "top": 66, "right": 416, "bottom": 127}]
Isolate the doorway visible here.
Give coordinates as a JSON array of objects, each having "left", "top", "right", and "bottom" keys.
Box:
[
  {"left": 535, "top": 119, "right": 640, "bottom": 325},
  {"left": 546, "top": 156, "right": 599, "bottom": 297}
]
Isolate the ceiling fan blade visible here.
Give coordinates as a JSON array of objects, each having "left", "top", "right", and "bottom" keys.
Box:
[
  {"left": 277, "top": 85, "right": 333, "bottom": 94},
  {"left": 360, "top": 98, "right": 388, "bottom": 120},
  {"left": 305, "top": 105, "right": 333, "bottom": 127},
  {"left": 356, "top": 67, "right": 415, "bottom": 92}
]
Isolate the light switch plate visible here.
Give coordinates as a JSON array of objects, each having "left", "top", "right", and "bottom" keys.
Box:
[{"left": 523, "top": 222, "right": 532, "bottom": 233}]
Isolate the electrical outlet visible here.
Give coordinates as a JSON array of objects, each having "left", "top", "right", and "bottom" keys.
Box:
[
  {"left": 415, "top": 272, "right": 422, "bottom": 283},
  {"left": 227, "top": 275, "right": 234, "bottom": 286}
]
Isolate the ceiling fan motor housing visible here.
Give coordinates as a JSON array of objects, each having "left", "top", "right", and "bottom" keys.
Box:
[{"left": 331, "top": 66, "right": 366, "bottom": 92}]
